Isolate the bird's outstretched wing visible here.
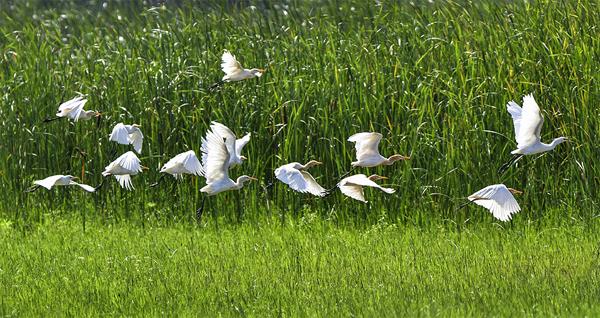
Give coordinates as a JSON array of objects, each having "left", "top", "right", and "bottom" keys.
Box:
[
  {"left": 110, "top": 123, "right": 130, "bottom": 145},
  {"left": 210, "top": 122, "right": 237, "bottom": 157},
  {"left": 33, "top": 175, "right": 64, "bottom": 190},
  {"left": 468, "top": 184, "right": 521, "bottom": 221},
  {"left": 116, "top": 151, "right": 142, "bottom": 173},
  {"left": 57, "top": 97, "right": 86, "bottom": 120},
  {"left": 128, "top": 127, "right": 144, "bottom": 154},
  {"left": 181, "top": 150, "right": 204, "bottom": 176},
  {"left": 114, "top": 175, "right": 134, "bottom": 190},
  {"left": 506, "top": 100, "right": 522, "bottom": 141},
  {"left": 70, "top": 181, "right": 96, "bottom": 192},
  {"left": 201, "top": 130, "right": 231, "bottom": 184},
  {"left": 221, "top": 50, "right": 243, "bottom": 76},
  {"left": 338, "top": 183, "right": 366, "bottom": 202},
  {"left": 348, "top": 132, "right": 383, "bottom": 161},
  {"left": 235, "top": 133, "right": 251, "bottom": 158},
  {"left": 275, "top": 164, "right": 326, "bottom": 197},
  {"left": 342, "top": 174, "right": 395, "bottom": 194},
  {"left": 515, "top": 94, "right": 543, "bottom": 148}
]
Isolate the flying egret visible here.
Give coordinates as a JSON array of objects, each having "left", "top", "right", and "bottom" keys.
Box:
[
  {"left": 458, "top": 184, "right": 522, "bottom": 222},
  {"left": 26, "top": 175, "right": 95, "bottom": 193},
  {"left": 152, "top": 150, "right": 203, "bottom": 187},
  {"left": 196, "top": 129, "right": 257, "bottom": 220},
  {"left": 109, "top": 123, "right": 144, "bottom": 154},
  {"left": 209, "top": 121, "right": 251, "bottom": 168},
  {"left": 499, "top": 94, "right": 567, "bottom": 173},
  {"left": 44, "top": 96, "right": 101, "bottom": 123},
  {"left": 210, "top": 50, "right": 265, "bottom": 88},
  {"left": 348, "top": 132, "right": 410, "bottom": 168},
  {"left": 337, "top": 174, "right": 395, "bottom": 203},
  {"left": 99, "top": 151, "right": 147, "bottom": 191},
  {"left": 274, "top": 161, "right": 327, "bottom": 197}
]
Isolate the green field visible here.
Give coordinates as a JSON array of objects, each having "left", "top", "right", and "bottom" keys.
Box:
[{"left": 0, "top": 0, "right": 599, "bottom": 316}]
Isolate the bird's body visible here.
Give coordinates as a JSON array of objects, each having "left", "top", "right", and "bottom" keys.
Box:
[
  {"left": 200, "top": 129, "right": 256, "bottom": 196},
  {"left": 275, "top": 161, "right": 327, "bottom": 197},
  {"left": 337, "top": 174, "right": 395, "bottom": 203},
  {"left": 507, "top": 94, "right": 566, "bottom": 155},
  {"left": 102, "top": 151, "right": 145, "bottom": 190},
  {"left": 348, "top": 132, "right": 409, "bottom": 167},
  {"left": 109, "top": 123, "right": 144, "bottom": 154},
  {"left": 160, "top": 150, "right": 203, "bottom": 179},
  {"left": 54, "top": 96, "right": 100, "bottom": 122},
  {"left": 32, "top": 175, "right": 95, "bottom": 192},
  {"left": 220, "top": 50, "right": 265, "bottom": 82},
  {"left": 208, "top": 122, "right": 250, "bottom": 168},
  {"left": 467, "top": 184, "right": 522, "bottom": 222}
]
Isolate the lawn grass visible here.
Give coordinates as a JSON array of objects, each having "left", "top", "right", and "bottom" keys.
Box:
[{"left": 1, "top": 217, "right": 598, "bottom": 316}]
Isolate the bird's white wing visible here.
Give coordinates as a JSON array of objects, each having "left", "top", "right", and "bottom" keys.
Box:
[
  {"left": 128, "top": 127, "right": 144, "bottom": 154},
  {"left": 70, "top": 181, "right": 96, "bottom": 192},
  {"left": 235, "top": 133, "right": 251, "bottom": 158},
  {"left": 506, "top": 100, "right": 522, "bottom": 141},
  {"left": 221, "top": 50, "right": 243, "bottom": 76},
  {"left": 181, "top": 150, "right": 204, "bottom": 176},
  {"left": 516, "top": 94, "right": 543, "bottom": 148},
  {"left": 114, "top": 175, "right": 134, "bottom": 190},
  {"left": 468, "top": 184, "right": 521, "bottom": 222},
  {"left": 275, "top": 165, "right": 326, "bottom": 197},
  {"left": 201, "top": 130, "right": 231, "bottom": 184},
  {"left": 210, "top": 122, "right": 236, "bottom": 157},
  {"left": 58, "top": 97, "right": 83, "bottom": 112},
  {"left": 342, "top": 174, "right": 396, "bottom": 194},
  {"left": 338, "top": 178, "right": 367, "bottom": 202},
  {"left": 33, "top": 175, "right": 64, "bottom": 190},
  {"left": 116, "top": 151, "right": 142, "bottom": 173},
  {"left": 66, "top": 98, "right": 87, "bottom": 121},
  {"left": 110, "top": 123, "right": 130, "bottom": 145},
  {"left": 348, "top": 132, "right": 383, "bottom": 160}
]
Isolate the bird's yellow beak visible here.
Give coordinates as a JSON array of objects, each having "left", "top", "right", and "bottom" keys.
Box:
[
  {"left": 258, "top": 68, "right": 266, "bottom": 73},
  {"left": 94, "top": 112, "right": 102, "bottom": 117},
  {"left": 378, "top": 176, "right": 388, "bottom": 180},
  {"left": 141, "top": 166, "right": 150, "bottom": 171},
  {"left": 314, "top": 161, "right": 323, "bottom": 165},
  {"left": 248, "top": 177, "right": 258, "bottom": 181},
  {"left": 508, "top": 188, "right": 523, "bottom": 195},
  {"left": 240, "top": 156, "right": 248, "bottom": 161},
  {"left": 72, "top": 176, "right": 80, "bottom": 181}
]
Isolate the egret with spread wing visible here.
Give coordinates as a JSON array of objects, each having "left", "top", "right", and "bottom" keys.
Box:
[
  {"left": 348, "top": 132, "right": 410, "bottom": 168},
  {"left": 109, "top": 123, "right": 144, "bottom": 154},
  {"left": 275, "top": 161, "right": 327, "bottom": 197},
  {"left": 499, "top": 94, "right": 567, "bottom": 173},
  {"left": 44, "top": 96, "right": 101, "bottom": 123},
  {"left": 337, "top": 174, "right": 395, "bottom": 203},
  {"left": 26, "top": 175, "right": 95, "bottom": 193},
  {"left": 99, "top": 151, "right": 147, "bottom": 191},
  {"left": 210, "top": 50, "right": 265, "bottom": 88},
  {"left": 460, "top": 184, "right": 522, "bottom": 222},
  {"left": 209, "top": 121, "right": 251, "bottom": 168},
  {"left": 159, "top": 150, "right": 204, "bottom": 179}
]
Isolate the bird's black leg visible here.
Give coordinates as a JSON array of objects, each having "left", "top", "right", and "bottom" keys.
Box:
[
  {"left": 209, "top": 80, "right": 225, "bottom": 91},
  {"left": 42, "top": 116, "right": 62, "bottom": 123},
  {"left": 150, "top": 174, "right": 166, "bottom": 188},
  {"left": 94, "top": 177, "right": 107, "bottom": 192},
  {"left": 498, "top": 154, "right": 523, "bottom": 175},
  {"left": 196, "top": 196, "right": 206, "bottom": 223},
  {"left": 338, "top": 167, "right": 356, "bottom": 180},
  {"left": 24, "top": 185, "right": 41, "bottom": 193}
]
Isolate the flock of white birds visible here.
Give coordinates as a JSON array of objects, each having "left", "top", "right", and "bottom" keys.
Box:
[{"left": 29, "top": 51, "right": 567, "bottom": 222}]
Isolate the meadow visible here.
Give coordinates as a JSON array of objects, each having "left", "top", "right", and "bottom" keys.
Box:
[{"left": 0, "top": 0, "right": 598, "bottom": 316}]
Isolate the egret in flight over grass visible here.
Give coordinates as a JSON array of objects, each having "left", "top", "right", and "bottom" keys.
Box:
[
  {"left": 337, "top": 174, "right": 395, "bottom": 203},
  {"left": 109, "top": 123, "right": 144, "bottom": 154},
  {"left": 275, "top": 160, "right": 327, "bottom": 197},
  {"left": 499, "top": 94, "right": 567, "bottom": 173},
  {"left": 99, "top": 151, "right": 147, "bottom": 191},
  {"left": 26, "top": 175, "right": 96, "bottom": 193},
  {"left": 209, "top": 121, "right": 251, "bottom": 168},
  {"left": 458, "top": 184, "right": 522, "bottom": 222},
  {"left": 211, "top": 50, "right": 265, "bottom": 88},
  {"left": 152, "top": 150, "right": 204, "bottom": 187},
  {"left": 44, "top": 96, "right": 101, "bottom": 123},
  {"left": 348, "top": 132, "right": 410, "bottom": 168}
]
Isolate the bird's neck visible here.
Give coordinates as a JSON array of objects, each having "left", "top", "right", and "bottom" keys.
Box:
[{"left": 543, "top": 138, "right": 565, "bottom": 150}]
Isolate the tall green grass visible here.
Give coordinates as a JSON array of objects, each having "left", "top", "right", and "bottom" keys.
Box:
[{"left": 0, "top": 0, "right": 598, "bottom": 225}]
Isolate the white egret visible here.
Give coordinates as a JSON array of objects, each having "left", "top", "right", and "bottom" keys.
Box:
[
  {"left": 26, "top": 175, "right": 95, "bottom": 192},
  {"left": 210, "top": 50, "right": 265, "bottom": 88},
  {"left": 200, "top": 129, "right": 257, "bottom": 196},
  {"left": 463, "top": 184, "right": 522, "bottom": 222},
  {"left": 100, "top": 151, "right": 147, "bottom": 190},
  {"left": 209, "top": 121, "right": 251, "bottom": 168},
  {"left": 159, "top": 150, "right": 204, "bottom": 179},
  {"left": 275, "top": 161, "right": 327, "bottom": 197},
  {"left": 499, "top": 94, "right": 567, "bottom": 173},
  {"left": 44, "top": 96, "right": 101, "bottom": 123},
  {"left": 337, "top": 174, "right": 395, "bottom": 203},
  {"left": 348, "top": 132, "right": 410, "bottom": 167},
  {"left": 109, "top": 123, "right": 144, "bottom": 154}
]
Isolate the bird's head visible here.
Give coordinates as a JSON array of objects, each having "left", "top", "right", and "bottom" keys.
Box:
[
  {"left": 552, "top": 137, "right": 567, "bottom": 146},
  {"left": 94, "top": 111, "right": 102, "bottom": 118},
  {"left": 67, "top": 175, "right": 79, "bottom": 181},
  {"left": 508, "top": 188, "right": 523, "bottom": 195},
  {"left": 250, "top": 68, "right": 265, "bottom": 77},
  {"left": 367, "top": 174, "right": 388, "bottom": 181},
  {"left": 304, "top": 160, "right": 323, "bottom": 169},
  {"left": 389, "top": 154, "right": 410, "bottom": 162}
]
